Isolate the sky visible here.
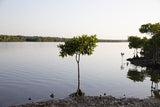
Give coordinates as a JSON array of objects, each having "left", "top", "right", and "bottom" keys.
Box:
[{"left": 0, "top": 0, "right": 160, "bottom": 39}]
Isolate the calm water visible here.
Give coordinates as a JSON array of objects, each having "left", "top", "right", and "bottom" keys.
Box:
[{"left": 0, "top": 42, "right": 157, "bottom": 106}]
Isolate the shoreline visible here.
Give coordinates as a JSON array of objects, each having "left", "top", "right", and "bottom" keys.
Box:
[{"left": 11, "top": 95, "right": 160, "bottom": 107}]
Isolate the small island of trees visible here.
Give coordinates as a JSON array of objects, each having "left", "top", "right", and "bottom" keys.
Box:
[{"left": 128, "top": 22, "right": 160, "bottom": 67}]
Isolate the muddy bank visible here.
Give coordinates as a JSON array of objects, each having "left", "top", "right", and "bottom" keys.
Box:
[{"left": 11, "top": 95, "right": 160, "bottom": 107}]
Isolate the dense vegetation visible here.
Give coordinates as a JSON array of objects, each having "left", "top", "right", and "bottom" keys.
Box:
[
  {"left": 128, "top": 22, "right": 160, "bottom": 65},
  {"left": 0, "top": 35, "right": 127, "bottom": 42}
]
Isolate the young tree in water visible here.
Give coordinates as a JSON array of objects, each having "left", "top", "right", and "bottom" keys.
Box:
[{"left": 57, "top": 35, "right": 97, "bottom": 96}]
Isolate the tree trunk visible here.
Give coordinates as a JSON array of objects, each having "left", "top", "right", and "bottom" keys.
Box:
[
  {"left": 136, "top": 49, "right": 137, "bottom": 58},
  {"left": 77, "top": 61, "right": 80, "bottom": 90},
  {"left": 156, "top": 47, "right": 158, "bottom": 64},
  {"left": 75, "top": 53, "right": 84, "bottom": 96},
  {"left": 134, "top": 49, "right": 135, "bottom": 58},
  {"left": 154, "top": 44, "right": 158, "bottom": 65},
  {"left": 153, "top": 37, "right": 158, "bottom": 65},
  {"left": 156, "top": 46, "right": 159, "bottom": 65}
]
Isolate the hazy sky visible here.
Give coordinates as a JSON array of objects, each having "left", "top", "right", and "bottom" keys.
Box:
[{"left": 0, "top": 0, "right": 160, "bottom": 39}]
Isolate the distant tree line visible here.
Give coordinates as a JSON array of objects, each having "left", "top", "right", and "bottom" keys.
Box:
[
  {"left": 0, "top": 35, "right": 68, "bottom": 42},
  {"left": 98, "top": 39, "right": 128, "bottom": 42},
  {"left": 128, "top": 22, "right": 160, "bottom": 65},
  {"left": 0, "top": 35, "right": 127, "bottom": 42}
]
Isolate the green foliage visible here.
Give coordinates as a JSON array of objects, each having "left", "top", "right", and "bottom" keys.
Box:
[
  {"left": 156, "top": 36, "right": 160, "bottom": 47},
  {"left": 128, "top": 36, "right": 142, "bottom": 49},
  {"left": 139, "top": 22, "right": 160, "bottom": 64},
  {"left": 57, "top": 35, "right": 97, "bottom": 95},
  {"left": 0, "top": 35, "right": 26, "bottom": 42},
  {"left": 142, "top": 38, "right": 152, "bottom": 54},
  {"left": 57, "top": 35, "right": 97, "bottom": 57},
  {"left": 139, "top": 23, "right": 160, "bottom": 36},
  {"left": 128, "top": 22, "right": 160, "bottom": 60}
]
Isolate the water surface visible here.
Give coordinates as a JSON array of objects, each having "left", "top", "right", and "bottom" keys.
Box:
[{"left": 0, "top": 42, "right": 155, "bottom": 106}]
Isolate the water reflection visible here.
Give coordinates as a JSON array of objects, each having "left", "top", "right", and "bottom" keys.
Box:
[
  {"left": 0, "top": 42, "right": 151, "bottom": 106},
  {"left": 121, "top": 53, "right": 125, "bottom": 70},
  {"left": 147, "top": 68, "right": 160, "bottom": 98},
  {"left": 127, "top": 66, "right": 160, "bottom": 98},
  {"left": 127, "top": 69, "right": 146, "bottom": 82}
]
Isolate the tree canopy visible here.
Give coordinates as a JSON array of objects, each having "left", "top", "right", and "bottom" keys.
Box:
[
  {"left": 139, "top": 22, "right": 160, "bottom": 36},
  {"left": 128, "top": 36, "right": 142, "bottom": 49},
  {"left": 58, "top": 35, "right": 97, "bottom": 57}
]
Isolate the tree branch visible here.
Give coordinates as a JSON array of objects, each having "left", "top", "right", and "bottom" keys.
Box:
[
  {"left": 78, "top": 53, "right": 80, "bottom": 62},
  {"left": 75, "top": 53, "right": 80, "bottom": 63},
  {"left": 75, "top": 53, "right": 78, "bottom": 63}
]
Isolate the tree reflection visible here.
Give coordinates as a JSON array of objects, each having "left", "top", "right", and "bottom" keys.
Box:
[
  {"left": 120, "top": 53, "right": 125, "bottom": 70},
  {"left": 127, "top": 67, "right": 160, "bottom": 98},
  {"left": 146, "top": 68, "right": 160, "bottom": 98},
  {"left": 127, "top": 68, "right": 146, "bottom": 82},
  {"left": 146, "top": 68, "right": 160, "bottom": 83}
]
